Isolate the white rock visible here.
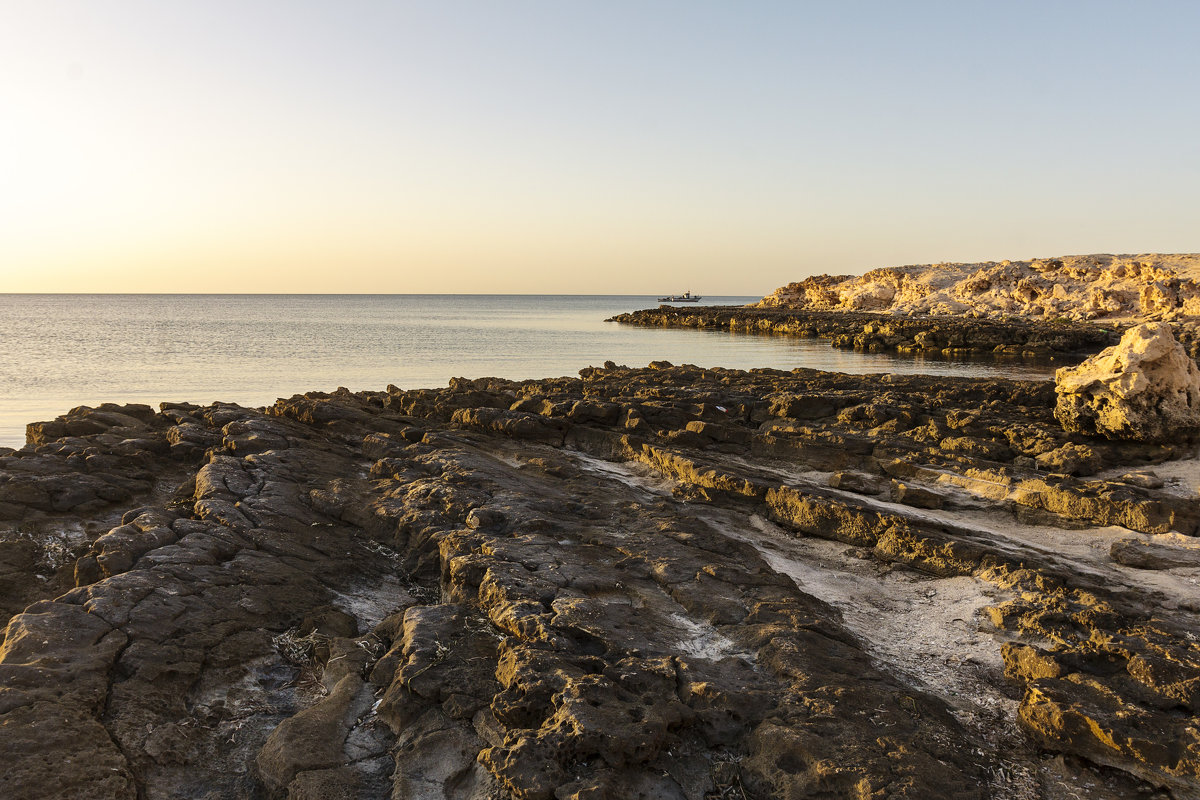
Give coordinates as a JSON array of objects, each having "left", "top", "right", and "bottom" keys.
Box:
[
  {"left": 1053, "top": 323, "right": 1200, "bottom": 442},
  {"left": 753, "top": 253, "right": 1200, "bottom": 323}
]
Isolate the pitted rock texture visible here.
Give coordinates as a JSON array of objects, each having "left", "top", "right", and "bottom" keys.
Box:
[
  {"left": 1, "top": 364, "right": 1197, "bottom": 799},
  {"left": 1055, "top": 322, "right": 1200, "bottom": 442},
  {"left": 753, "top": 253, "right": 1200, "bottom": 323}
]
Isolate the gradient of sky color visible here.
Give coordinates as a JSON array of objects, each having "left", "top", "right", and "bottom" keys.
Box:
[{"left": 1, "top": 1, "right": 1197, "bottom": 294}]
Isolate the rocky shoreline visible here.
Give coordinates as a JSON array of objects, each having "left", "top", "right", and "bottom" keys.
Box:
[
  {"left": 2, "top": 355, "right": 1199, "bottom": 798},
  {"left": 753, "top": 254, "right": 1200, "bottom": 324},
  {"left": 607, "top": 306, "right": 1129, "bottom": 362}
]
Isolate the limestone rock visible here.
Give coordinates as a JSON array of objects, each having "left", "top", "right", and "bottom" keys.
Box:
[
  {"left": 1119, "top": 470, "right": 1165, "bottom": 489},
  {"left": 610, "top": 305, "right": 1115, "bottom": 358},
  {"left": 890, "top": 480, "right": 943, "bottom": 509},
  {"left": 751, "top": 253, "right": 1200, "bottom": 323},
  {"left": 1054, "top": 322, "right": 1200, "bottom": 442},
  {"left": 828, "top": 470, "right": 886, "bottom": 495}
]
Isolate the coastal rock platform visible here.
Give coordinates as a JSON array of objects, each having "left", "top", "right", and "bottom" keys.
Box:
[
  {"left": 612, "top": 254, "right": 1200, "bottom": 365},
  {"left": 2, "top": 364, "right": 1199, "bottom": 799},
  {"left": 608, "top": 306, "right": 1127, "bottom": 362}
]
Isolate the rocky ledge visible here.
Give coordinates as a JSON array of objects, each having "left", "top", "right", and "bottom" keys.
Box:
[
  {"left": 611, "top": 253, "right": 1200, "bottom": 364},
  {"left": 2, "top": 364, "right": 1199, "bottom": 799},
  {"left": 609, "top": 306, "right": 1125, "bottom": 361}
]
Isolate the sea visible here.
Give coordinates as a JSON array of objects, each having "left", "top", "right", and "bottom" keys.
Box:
[{"left": 0, "top": 294, "right": 1060, "bottom": 449}]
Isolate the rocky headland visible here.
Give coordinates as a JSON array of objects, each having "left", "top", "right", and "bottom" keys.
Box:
[
  {"left": 2, "top": 321, "right": 1200, "bottom": 798},
  {"left": 610, "top": 254, "right": 1200, "bottom": 363},
  {"left": 753, "top": 254, "right": 1200, "bottom": 323}
]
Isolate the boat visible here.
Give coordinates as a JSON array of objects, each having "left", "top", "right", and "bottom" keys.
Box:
[{"left": 657, "top": 290, "right": 702, "bottom": 302}]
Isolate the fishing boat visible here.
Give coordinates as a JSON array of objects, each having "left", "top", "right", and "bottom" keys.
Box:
[{"left": 657, "top": 290, "right": 702, "bottom": 302}]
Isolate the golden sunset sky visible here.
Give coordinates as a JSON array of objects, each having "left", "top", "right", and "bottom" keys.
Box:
[{"left": 1, "top": 1, "right": 1197, "bottom": 294}]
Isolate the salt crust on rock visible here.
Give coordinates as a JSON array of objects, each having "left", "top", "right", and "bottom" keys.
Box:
[
  {"left": 3, "top": 366, "right": 1200, "bottom": 798},
  {"left": 1054, "top": 322, "right": 1200, "bottom": 442}
]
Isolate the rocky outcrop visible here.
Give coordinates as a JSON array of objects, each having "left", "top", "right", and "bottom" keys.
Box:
[
  {"left": 1, "top": 365, "right": 1198, "bottom": 799},
  {"left": 1055, "top": 322, "right": 1200, "bottom": 442},
  {"left": 754, "top": 253, "right": 1200, "bottom": 323},
  {"left": 609, "top": 306, "right": 1118, "bottom": 360}
]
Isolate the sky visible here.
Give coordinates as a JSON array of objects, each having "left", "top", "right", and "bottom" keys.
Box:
[{"left": 1, "top": 1, "right": 1198, "bottom": 294}]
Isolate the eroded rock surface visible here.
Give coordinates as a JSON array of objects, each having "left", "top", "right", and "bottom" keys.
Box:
[
  {"left": 1, "top": 365, "right": 1198, "bottom": 799},
  {"left": 754, "top": 253, "right": 1200, "bottom": 323},
  {"left": 1055, "top": 322, "right": 1200, "bottom": 442}
]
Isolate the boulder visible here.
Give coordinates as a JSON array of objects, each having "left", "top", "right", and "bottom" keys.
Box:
[{"left": 1054, "top": 323, "right": 1200, "bottom": 442}]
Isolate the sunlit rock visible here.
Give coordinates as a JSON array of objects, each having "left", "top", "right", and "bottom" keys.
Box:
[{"left": 1054, "top": 322, "right": 1200, "bottom": 442}]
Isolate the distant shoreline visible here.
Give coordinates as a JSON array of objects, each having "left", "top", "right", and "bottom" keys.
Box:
[{"left": 609, "top": 304, "right": 1126, "bottom": 361}]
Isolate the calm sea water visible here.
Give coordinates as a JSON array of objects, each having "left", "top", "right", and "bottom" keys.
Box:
[{"left": 0, "top": 294, "right": 1058, "bottom": 448}]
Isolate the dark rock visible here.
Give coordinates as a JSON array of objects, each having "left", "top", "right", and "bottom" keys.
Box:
[
  {"left": 611, "top": 305, "right": 1115, "bottom": 357},
  {"left": 890, "top": 480, "right": 944, "bottom": 509},
  {"left": 827, "top": 470, "right": 886, "bottom": 495},
  {"left": 1120, "top": 471, "right": 1165, "bottom": 490},
  {"left": 1110, "top": 538, "right": 1200, "bottom": 570},
  {"left": 2, "top": 361, "right": 1196, "bottom": 799}
]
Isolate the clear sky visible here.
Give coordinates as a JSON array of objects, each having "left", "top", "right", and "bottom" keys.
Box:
[{"left": 1, "top": 1, "right": 1197, "bottom": 294}]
